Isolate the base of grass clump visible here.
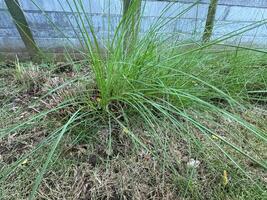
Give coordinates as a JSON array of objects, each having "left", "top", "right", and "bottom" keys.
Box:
[{"left": 0, "top": 48, "right": 266, "bottom": 200}]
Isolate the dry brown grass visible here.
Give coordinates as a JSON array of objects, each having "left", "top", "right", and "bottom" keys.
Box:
[{"left": 0, "top": 63, "right": 266, "bottom": 200}]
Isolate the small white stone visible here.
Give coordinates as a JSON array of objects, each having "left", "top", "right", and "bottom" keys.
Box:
[{"left": 187, "top": 159, "right": 200, "bottom": 168}]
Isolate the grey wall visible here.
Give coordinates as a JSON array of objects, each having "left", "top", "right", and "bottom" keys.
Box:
[{"left": 1, "top": 0, "right": 267, "bottom": 55}]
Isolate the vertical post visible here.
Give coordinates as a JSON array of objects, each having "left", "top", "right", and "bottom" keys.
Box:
[
  {"left": 123, "top": 0, "right": 132, "bottom": 16},
  {"left": 202, "top": 0, "right": 218, "bottom": 43},
  {"left": 5, "top": 0, "right": 39, "bottom": 58},
  {"left": 122, "top": 0, "right": 141, "bottom": 54}
]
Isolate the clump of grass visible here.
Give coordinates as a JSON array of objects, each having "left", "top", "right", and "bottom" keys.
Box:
[
  {"left": 0, "top": 0, "right": 267, "bottom": 199},
  {"left": 14, "top": 58, "right": 44, "bottom": 89}
]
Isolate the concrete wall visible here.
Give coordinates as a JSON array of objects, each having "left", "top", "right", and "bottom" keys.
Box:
[{"left": 1, "top": 0, "right": 267, "bottom": 55}]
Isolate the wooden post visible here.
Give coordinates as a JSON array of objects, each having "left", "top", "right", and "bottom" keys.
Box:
[
  {"left": 5, "top": 0, "right": 40, "bottom": 58},
  {"left": 202, "top": 0, "right": 218, "bottom": 43}
]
